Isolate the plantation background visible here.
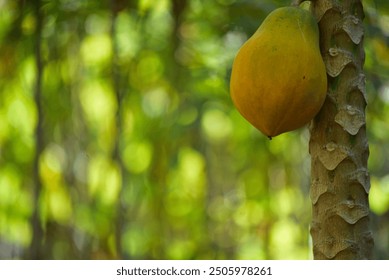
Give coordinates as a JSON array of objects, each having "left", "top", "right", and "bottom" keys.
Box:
[{"left": 0, "top": 0, "right": 388, "bottom": 259}]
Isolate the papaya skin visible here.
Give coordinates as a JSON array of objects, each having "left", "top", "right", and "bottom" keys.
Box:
[{"left": 230, "top": 6, "right": 327, "bottom": 137}]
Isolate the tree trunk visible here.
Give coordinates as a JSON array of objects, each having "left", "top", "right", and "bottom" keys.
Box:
[
  {"left": 28, "top": 0, "right": 44, "bottom": 259},
  {"left": 309, "top": 0, "right": 374, "bottom": 259}
]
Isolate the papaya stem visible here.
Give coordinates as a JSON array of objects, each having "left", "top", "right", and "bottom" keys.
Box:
[{"left": 291, "top": 0, "right": 305, "bottom": 7}]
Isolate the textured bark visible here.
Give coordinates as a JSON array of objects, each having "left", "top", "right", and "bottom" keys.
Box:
[{"left": 309, "top": 0, "right": 374, "bottom": 259}]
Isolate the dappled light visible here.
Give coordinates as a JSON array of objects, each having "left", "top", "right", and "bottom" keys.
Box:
[{"left": 0, "top": 0, "right": 388, "bottom": 260}]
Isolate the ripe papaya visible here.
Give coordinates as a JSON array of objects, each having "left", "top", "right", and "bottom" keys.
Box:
[{"left": 230, "top": 6, "right": 327, "bottom": 138}]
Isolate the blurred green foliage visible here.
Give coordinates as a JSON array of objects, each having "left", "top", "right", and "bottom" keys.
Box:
[{"left": 0, "top": 0, "right": 388, "bottom": 259}]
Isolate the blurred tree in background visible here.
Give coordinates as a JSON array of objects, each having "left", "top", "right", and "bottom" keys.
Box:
[{"left": 0, "top": 0, "right": 388, "bottom": 259}]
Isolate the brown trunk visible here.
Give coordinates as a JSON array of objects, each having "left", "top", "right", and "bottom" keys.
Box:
[{"left": 309, "top": 0, "right": 374, "bottom": 259}]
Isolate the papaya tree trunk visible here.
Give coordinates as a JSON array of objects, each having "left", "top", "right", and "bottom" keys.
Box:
[{"left": 309, "top": 0, "right": 374, "bottom": 259}]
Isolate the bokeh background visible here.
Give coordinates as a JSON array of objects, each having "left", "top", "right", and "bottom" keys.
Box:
[{"left": 0, "top": 0, "right": 388, "bottom": 259}]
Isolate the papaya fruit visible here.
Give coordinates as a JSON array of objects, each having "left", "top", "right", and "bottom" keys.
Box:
[{"left": 230, "top": 6, "right": 327, "bottom": 138}]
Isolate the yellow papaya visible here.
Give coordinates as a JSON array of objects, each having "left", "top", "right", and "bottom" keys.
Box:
[{"left": 230, "top": 6, "right": 327, "bottom": 138}]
